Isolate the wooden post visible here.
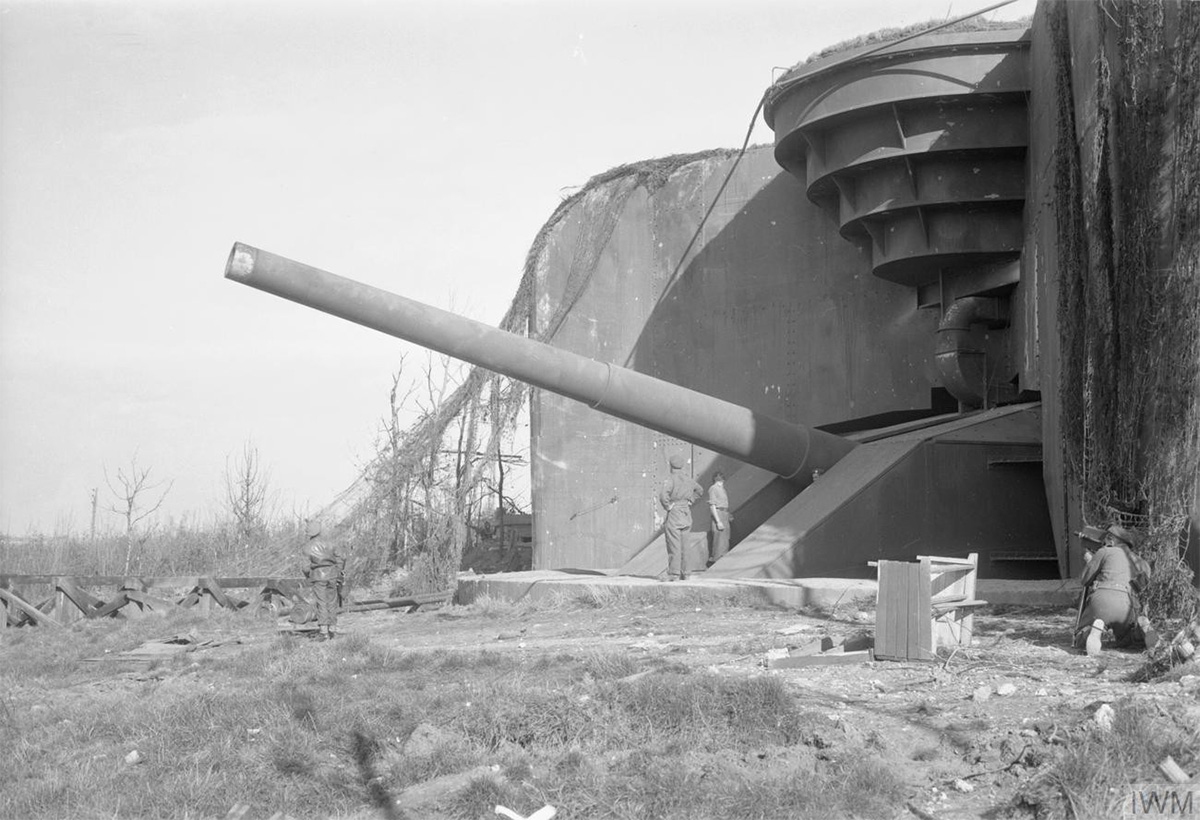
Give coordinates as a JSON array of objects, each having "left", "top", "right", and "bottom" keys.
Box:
[
  {"left": 54, "top": 584, "right": 71, "bottom": 626},
  {"left": 89, "top": 488, "right": 98, "bottom": 541}
]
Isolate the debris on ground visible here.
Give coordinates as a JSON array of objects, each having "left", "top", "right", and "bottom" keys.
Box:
[{"left": 82, "top": 632, "right": 242, "bottom": 668}]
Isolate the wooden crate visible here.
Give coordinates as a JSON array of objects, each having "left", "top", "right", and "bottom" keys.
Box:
[{"left": 873, "top": 553, "right": 985, "bottom": 661}]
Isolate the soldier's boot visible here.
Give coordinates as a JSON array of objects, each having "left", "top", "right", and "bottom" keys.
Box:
[{"left": 1085, "top": 619, "right": 1105, "bottom": 656}]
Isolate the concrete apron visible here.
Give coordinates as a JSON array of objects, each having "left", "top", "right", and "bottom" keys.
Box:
[{"left": 455, "top": 570, "right": 1082, "bottom": 611}]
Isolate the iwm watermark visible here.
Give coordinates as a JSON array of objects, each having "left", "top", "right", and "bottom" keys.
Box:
[{"left": 1124, "top": 785, "right": 1198, "bottom": 817}]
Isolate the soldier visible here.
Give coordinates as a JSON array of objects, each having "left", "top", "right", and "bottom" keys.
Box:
[
  {"left": 302, "top": 518, "right": 344, "bottom": 640},
  {"left": 707, "top": 471, "right": 731, "bottom": 567},
  {"left": 658, "top": 454, "right": 702, "bottom": 581},
  {"left": 1074, "top": 523, "right": 1151, "bottom": 655}
]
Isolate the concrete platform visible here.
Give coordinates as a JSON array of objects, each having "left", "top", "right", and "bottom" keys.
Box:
[{"left": 456, "top": 570, "right": 1082, "bottom": 611}]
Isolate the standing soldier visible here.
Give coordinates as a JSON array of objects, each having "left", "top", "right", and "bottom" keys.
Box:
[
  {"left": 303, "top": 518, "right": 344, "bottom": 641},
  {"left": 658, "top": 454, "right": 702, "bottom": 581},
  {"left": 707, "top": 471, "right": 731, "bottom": 567}
]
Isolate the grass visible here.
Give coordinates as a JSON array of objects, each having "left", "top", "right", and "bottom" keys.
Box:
[
  {"left": 1016, "top": 700, "right": 1200, "bottom": 819},
  {"left": 1, "top": 603, "right": 908, "bottom": 820}
]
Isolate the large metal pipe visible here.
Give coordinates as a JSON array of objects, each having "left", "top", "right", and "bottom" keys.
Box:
[{"left": 225, "top": 243, "right": 857, "bottom": 483}]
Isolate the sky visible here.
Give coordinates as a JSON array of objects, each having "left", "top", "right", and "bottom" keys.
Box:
[{"left": 0, "top": 0, "right": 1037, "bottom": 536}]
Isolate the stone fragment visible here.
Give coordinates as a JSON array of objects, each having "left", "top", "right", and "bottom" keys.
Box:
[
  {"left": 972, "top": 685, "right": 992, "bottom": 702},
  {"left": 953, "top": 779, "right": 975, "bottom": 793},
  {"left": 1092, "top": 703, "right": 1115, "bottom": 730},
  {"left": 996, "top": 682, "right": 1017, "bottom": 696}
]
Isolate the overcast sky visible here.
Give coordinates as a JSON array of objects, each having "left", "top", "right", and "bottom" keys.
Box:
[{"left": 0, "top": 0, "right": 1036, "bottom": 536}]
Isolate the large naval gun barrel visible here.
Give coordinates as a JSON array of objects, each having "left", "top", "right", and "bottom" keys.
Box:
[{"left": 225, "top": 243, "right": 857, "bottom": 483}]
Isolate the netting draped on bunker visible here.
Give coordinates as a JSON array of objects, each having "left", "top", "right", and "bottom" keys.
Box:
[
  {"left": 1053, "top": 0, "right": 1200, "bottom": 618},
  {"left": 248, "top": 151, "right": 741, "bottom": 585}
]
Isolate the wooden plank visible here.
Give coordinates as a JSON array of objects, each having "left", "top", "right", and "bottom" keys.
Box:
[
  {"left": 54, "top": 587, "right": 73, "bottom": 625},
  {"left": 906, "top": 562, "right": 920, "bottom": 661},
  {"left": 915, "top": 555, "right": 975, "bottom": 565},
  {"left": 769, "top": 650, "right": 874, "bottom": 669},
  {"left": 200, "top": 578, "right": 237, "bottom": 610},
  {"left": 0, "top": 588, "right": 62, "bottom": 627},
  {"left": 931, "top": 599, "right": 988, "bottom": 614},
  {"left": 881, "top": 562, "right": 898, "bottom": 660},
  {"left": 875, "top": 562, "right": 890, "bottom": 659},
  {"left": 900, "top": 561, "right": 913, "bottom": 659},
  {"left": 918, "top": 556, "right": 933, "bottom": 660},
  {"left": 962, "top": 553, "right": 979, "bottom": 644},
  {"left": 123, "top": 590, "right": 175, "bottom": 611},
  {"left": 56, "top": 578, "right": 104, "bottom": 618},
  {"left": 346, "top": 595, "right": 454, "bottom": 613},
  {"left": 887, "top": 562, "right": 902, "bottom": 660},
  {"left": 90, "top": 592, "right": 131, "bottom": 619}
]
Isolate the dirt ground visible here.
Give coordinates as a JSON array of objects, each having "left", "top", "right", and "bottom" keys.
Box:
[
  {"left": 365, "top": 599, "right": 1199, "bottom": 817},
  {"left": 19, "top": 592, "right": 1200, "bottom": 819}
]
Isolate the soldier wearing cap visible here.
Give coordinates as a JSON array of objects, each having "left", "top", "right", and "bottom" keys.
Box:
[
  {"left": 302, "top": 518, "right": 345, "bottom": 640},
  {"left": 1074, "top": 523, "right": 1151, "bottom": 655},
  {"left": 658, "top": 454, "right": 702, "bottom": 581}
]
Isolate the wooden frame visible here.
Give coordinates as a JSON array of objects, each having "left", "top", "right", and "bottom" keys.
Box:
[
  {"left": 872, "top": 553, "right": 985, "bottom": 661},
  {"left": 1, "top": 576, "right": 279, "bottom": 628},
  {"left": 2, "top": 575, "right": 458, "bottom": 628}
]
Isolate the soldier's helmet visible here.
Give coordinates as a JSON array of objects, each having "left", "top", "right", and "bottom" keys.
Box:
[
  {"left": 305, "top": 518, "right": 323, "bottom": 538},
  {"left": 1106, "top": 523, "right": 1138, "bottom": 548},
  {"left": 669, "top": 454, "right": 686, "bottom": 469},
  {"left": 305, "top": 539, "right": 336, "bottom": 563}
]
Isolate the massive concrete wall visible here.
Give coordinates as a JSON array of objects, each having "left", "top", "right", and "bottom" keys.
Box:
[
  {"left": 1026, "top": 0, "right": 1200, "bottom": 579},
  {"left": 1023, "top": 1, "right": 1070, "bottom": 576},
  {"left": 528, "top": 148, "right": 940, "bottom": 570}
]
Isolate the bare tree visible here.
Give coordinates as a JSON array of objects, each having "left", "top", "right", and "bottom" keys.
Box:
[
  {"left": 224, "top": 440, "right": 272, "bottom": 546},
  {"left": 105, "top": 454, "right": 173, "bottom": 574}
]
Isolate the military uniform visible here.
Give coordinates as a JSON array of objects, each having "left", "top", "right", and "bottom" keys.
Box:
[
  {"left": 658, "top": 455, "right": 702, "bottom": 581},
  {"left": 707, "top": 476, "right": 730, "bottom": 565},
  {"left": 303, "top": 520, "right": 344, "bottom": 639},
  {"left": 1075, "top": 524, "right": 1148, "bottom": 655}
]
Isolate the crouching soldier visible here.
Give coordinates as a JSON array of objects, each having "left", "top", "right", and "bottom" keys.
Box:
[
  {"left": 1074, "top": 523, "right": 1153, "bottom": 655},
  {"left": 302, "top": 518, "right": 344, "bottom": 641}
]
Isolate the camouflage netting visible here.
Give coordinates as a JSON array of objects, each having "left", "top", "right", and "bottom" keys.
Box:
[
  {"left": 766, "top": 15, "right": 1032, "bottom": 101},
  {"left": 252, "top": 151, "right": 743, "bottom": 591},
  {"left": 1054, "top": 0, "right": 1200, "bottom": 620},
  {"left": 802, "top": 15, "right": 1031, "bottom": 64}
]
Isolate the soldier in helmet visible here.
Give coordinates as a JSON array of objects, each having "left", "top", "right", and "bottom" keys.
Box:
[
  {"left": 302, "top": 518, "right": 344, "bottom": 640},
  {"left": 1074, "top": 523, "right": 1152, "bottom": 655},
  {"left": 658, "top": 453, "right": 702, "bottom": 581}
]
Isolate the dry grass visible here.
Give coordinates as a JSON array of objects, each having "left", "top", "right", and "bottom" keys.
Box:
[
  {"left": 1017, "top": 700, "right": 1200, "bottom": 819},
  {"left": 1, "top": 603, "right": 910, "bottom": 820}
]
